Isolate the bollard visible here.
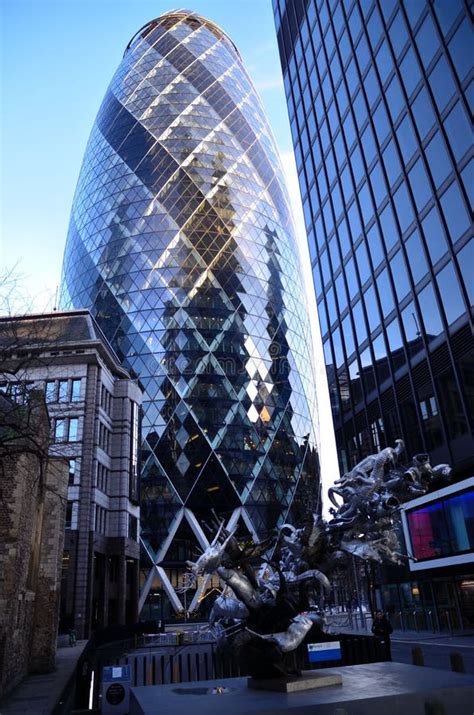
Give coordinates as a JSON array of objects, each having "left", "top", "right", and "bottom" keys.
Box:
[
  {"left": 413, "top": 610, "right": 419, "bottom": 632},
  {"left": 449, "top": 651, "right": 465, "bottom": 673},
  {"left": 412, "top": 646, "right": 425, "bottom": 666},
  {"left": 399, "top": 610, "right": 406, "bottom": 631}
]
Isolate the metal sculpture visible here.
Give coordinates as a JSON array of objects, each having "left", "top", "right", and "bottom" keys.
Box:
[{"left": 185, "top": 441, "right": 451, "bottom": 678}]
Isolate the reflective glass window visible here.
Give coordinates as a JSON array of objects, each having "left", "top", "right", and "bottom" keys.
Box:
[
  {"left": 58, "top": 380, "right": 68, "bottom": 402},
  {"left": 337, "top": 81, "right": 349, "bottom": 116},
  {"left": 46, "top": 381, "right": 56, "bottom": 403},
  {"left": 444, "top": 102, "right": 472, "bottom": 163},
  {"left": 312, "top": 263, "right": 323, "bottom": 296},
  {"left": 330, "top": 51, "right": 342, "bottom": 87},
  {"left": 346, "top": 58, "right": 359, "bottom": 97},
  {"left": 329, "top": 234, "right": 341, "bottom": 272},
  {"left": 393, "top": 182, "right": 415, "bottom": 234},
  {"left": 400, "top": 47, "right": 421, "bottom": 97},
  {"left": 54, "top": 419, "right": 66, "bottom": 442},
  {"left": 71, "top": 379, "right": 81, "bottom": 402},
  {"left": 367, "top": 222, "right": 384, "bottom": 267},
  {"left": 349, "top": 3, "right": 363, "bottom": 42},
  {"left": 404, "top": 0, "right": 425, "bottom": 29},
  {"left": 457, "top": 240, "right": 474, "bottom": 307},
  {"left": 356, "top": 35, "right": 371, "bottom": 74},
  {"left": 353, "top": 299, "right": 368, "bottom": 346},
  {"left": 437, "top": 263, "right": 465, "bottom": 325},
  {"left": 367, "top": 6, "right": 383, "bottom": 48},
  {"left": 448, "top": 18, "right": 471, "bottom": 83},
  {"left": 323, "top": 199, "right": 335, "bottom": 238},
  {"left": 361, "top": 123, "right": 377, "bottom": 166},
  {"left": 351, "top": 145, "right": 365, "bottom": 187},
  {"left": 412, "top": 87, "right": 436, "bottom": 140},
  {"left": 397, "top": 115, "right": 417, "bottom": 164},
  {"left": 333, "top": 327, "right": 344, "bottom": 368},
  {"left": 386, "top": 75, "right": 405, "bottom": 123},
  {"left": 425, "top": 131, "right": 452, "bottom": 189},
  {"left": 339, "top": 29, "right": 351, "bottom": 67},
  {"left": 421, "top": 205, "right": 448, "bottom": 264},
  {"left": 380, "top": 202, "right": 399, "bottom": 251},
  {"left": 401, "top": 300, "right": 423, "bottom": 346},
  {"left": 461, "top": 160, "right": 474, "bottom": 210},
  {"left": 359, "top": 181, "right": 374, "bottom": 227},
  {"left": 375, "top": 40, "right": 393, "bottom": 85},
  {"left": 389, "top": 10, "right": 408, "bottom": 58},
  {"left": 418, "top": 283, "right": 443, "bottom": 339},
  {"left": 336, "top": 272, "right": 348, "bottom": 312},
  {"left": 346, "top": 255, "right": 359, "bottom": 299},
  {"left": 433, "top": 0, "right": 462, "bottom": 35},
  {"left": 390, "top": 250, "right": 411, "bottom": 301},
  {"left": 320, "top": 247, "right": 331, "bottom": 287},
  {"left": 377, "top": 268, "right": 395, "bottom": 317},
  {"left": 341, "top": 164, "right": 354, "bottom": 203},
  {"left": 429, "top": 55, "right": 457, "bottom": 113},
  {"left": 364, "top": 67, "right": 380, "bottom": 109},
  {"left": 380, "top": 0, "right": 397, "bottom": 22},
  {"left": 326, "top": 149, "right": 337, "bottom": 186},
  {"left": 348, "top": 201, "right": 363, "bottom": 243},
  {"left": 408, "top": 159, "right": 431, "bottom": 213},
  {"left": 382, "top": 139, "right": 402, "bottom": 188},
  {"left": 342, "top": 314, "right": 355, "bottom": 357},
  {"left": 437, "top": 366, "right": 468, "bottom": 439},
  {"left": 405, "top": 229, "right": 428, "bottom": 284},
  {"left": 359, "top": 348, "right": 376, "bottom": 395},
  {"left": 364, "top": 283, "right": 380, "bottom": 333},
  {"left": 349, "top": 358, "right": 362, "bottom": 405},
  {"left": 440, "top": 181, "right": 471, "bottom": 243},
  {"left": 318, "top": 299, "right": 328, "bottom": 336},
  {"left": 373, "top": 332, "right": 390, "bottom": 382},
  {"left": 386, "top": 317, "right": 403, "bottom": 354},
  {"left": 416, "top": 13, "right": 440, "bottom": 70},
  {"left": 354, "top": 90, "right": 368, "bottom": 132},
  {"left": 68, "top": 418, "right": 79, "bottom": 442},
  {"left": 356, "top": 240, "right": 371, "bottom": 285},
  {"left": 338, "top": 218, "right": 352, "bottom": 258},
  {"left": 373, "top": 102, "right": 390, "bottom": 145},
  {"left": 333, "top": 3, "right": 344, "bottom": 38},
  {"left": 327, "top": 286, "right": 338, "bottom": 325},
  {"left": 369, "top": 162, "right": 387, "bottom": 209}
]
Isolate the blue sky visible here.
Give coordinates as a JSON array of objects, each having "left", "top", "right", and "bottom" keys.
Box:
[{"left": 0, "top": 0, "right": 339, "bottom": 494}]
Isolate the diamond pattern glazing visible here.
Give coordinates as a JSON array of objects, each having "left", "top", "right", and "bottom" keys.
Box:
[{"left": 60, "top": 11, "right": 320, "bottom": 612}]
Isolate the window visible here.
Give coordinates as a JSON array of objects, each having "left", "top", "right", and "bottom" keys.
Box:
[
  {"left": 54, "top": 419, "right": 66, "bottom": 442},
  {"left": 342, "top": 314, "right": 355, "bottom": 357},
  {"left": 45, "top": 381, "right": 56, "bottom": 403},
  {"left": 377, "top": 268, "right": 395, "bottom": 317},
  {"left": 68, "top": 418, "right": 79, "bottom": 442},
  {"left": 71, "top": 379, "right": 81, "bottom": 402},
  {"left": 390, "top": 250, "right": 411, "bottom": 301},
  {"left": 345, "top": 256, "right": 359, "bottom": 299},
  {"left": 409, "top": 159, "right": 431, "bottom": 213},
  {"left": 380, "top": 202, "right": 398, "bottom": 251},
  {"left": 405, "top": 229, "right": 428, "bottom": 284},
  {"left": 429, "top": 55, "right": 457, "bottom": 113},
  {"left": 386, "top": 318, "right": 404, "bottom": 370},
  {"left": 356, "top": 241, "right": 371, "bottom": 285},
  {"left": 418, "top": 284, "right": 443, "bottom": 339},
  {"left": 425, "top": 131, "right": 452, "bottom": 189},
  {"left": 375, "top": 40, "right": 393, "bottom": 85},
  {"left": 68, "top": 459, "right": 79, "bottom": 486},
  {"left": 367, "top": 6, "right": 383, "bottom": 48},
  {"left": 382, "top": 139, "right": 402, "bottom": 188},
  {"left": 440, "top": 181, "right": 471, "bottom": 243},
  {"left": 457, "top": 240, "right": 474, "bottom": 307},
  {"left": 353, "top": 300, "right": 367, "bottom": 346},
  {"left": 388, "top": 10, "right": 408, "bottom": 58},
  {"left": 401, "top": 301, "right": 423, "bottom": 352},
  {"left": 437, "top": 367, "right": 468, "bottom": 439},
  {"left": 364, "top": 284, "right": 380, "bottom": 333},
  {"left": 393, "top": 182, "right": 415, "bottom": 234},
  {"left": 421, "top": 206, "right": 448, "bottom": 265},
  {"left": 437, "top": 263, "right": 465, "bottom": 325},
  {"left": 386, "top": 76, "right": 404, "bottom": 122},
  {"left": 369, "top": 162, "right": 387, "bottom": 209},
  {"left": 412, "top": 87, "right": 435, "bottom": 140},
  {"left": 335, "top": 273, "right": 348, "bottom": 313},
  {"left": 448, "top": 18, "right": 471, "bottom": 83},
  {"left": 373, "top": 102, "right": 390, "bottom": 145},
  {"left": 58, "top": 380, "right": 68, "bottom": 402},
  {"left": 400, "top": 47, "right": 421, "bottom": 97},
  {"left": 65, "top": 502, "right": 73, "bottom": 530},
  {"left": 444, "top": 102, "right": 472, "bottom": 163},
  {"left": 415, "top": 14, "right": 439, "bottom": 70},
  {"left": 397, "top": 115, "right": 417, "bottom": 164}
]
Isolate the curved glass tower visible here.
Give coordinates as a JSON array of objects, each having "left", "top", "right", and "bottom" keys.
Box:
[{"left": 60, "top": 10, "right": 319, "bottom": 613}]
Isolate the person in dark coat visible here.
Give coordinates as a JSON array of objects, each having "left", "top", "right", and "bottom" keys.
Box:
[{"left": 371, "top": 610, "right": 393, "bottom": 660}]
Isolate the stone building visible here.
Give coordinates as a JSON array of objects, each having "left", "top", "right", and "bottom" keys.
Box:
[
  {"left": 0, "top": 392, "right": 68, "bottom": 698},
  {"left": 0, "top": 310, "right": 142, "bottom": 639}
]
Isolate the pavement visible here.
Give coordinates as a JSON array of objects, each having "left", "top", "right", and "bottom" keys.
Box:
[{"left": 0, "top": 640, "right": 87, "bottom": 715}]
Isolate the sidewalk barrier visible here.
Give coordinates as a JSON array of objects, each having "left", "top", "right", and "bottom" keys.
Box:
[
  {"left": 412, "top": 646, "right": 425, "bottom": 666},
  {"left": 450, "top": 652, "right": 465, "bottom": 673}
]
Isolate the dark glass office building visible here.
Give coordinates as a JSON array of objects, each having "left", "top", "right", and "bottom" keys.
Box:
[
  {"left": 60, "top": 11, "right": 320, "bottom": 614},
  {"left": 274, "top": 0, "right": 473, "bottom": 479}
]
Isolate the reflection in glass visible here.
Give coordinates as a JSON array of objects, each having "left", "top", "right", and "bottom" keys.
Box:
[
  {"left": 405, "top": 229, "right": 428, "bottom": 284},
  {"left": 436, "top": 263, "right": 465, "bottom": 325},
  {"left": 418, "top": 283, "right": 443, "bottom": 339},
  {"left": 422, "top": 205, "right": 448, "bottom": 265}
]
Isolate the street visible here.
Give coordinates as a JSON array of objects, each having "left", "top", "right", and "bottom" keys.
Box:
[{"left": 392, "top": 636, "right": 474, "bottom": 675}]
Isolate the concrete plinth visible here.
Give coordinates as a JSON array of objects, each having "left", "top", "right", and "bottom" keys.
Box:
[
  {"left": 248, "top": 671, "right": 342, "bottom": 692},
  {"left": 129, "top": 662, "right": 474, "bottom": 715}
]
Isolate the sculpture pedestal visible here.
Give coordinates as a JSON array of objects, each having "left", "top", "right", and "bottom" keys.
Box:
[{"left": 247, "top": 671, "right": 342, "bottom": 693}]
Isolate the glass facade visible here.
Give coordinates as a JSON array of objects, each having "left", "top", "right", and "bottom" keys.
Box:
[
  {"left": 274, "top": 0, "right": 473, "bottom": 477},
  {"left": 60, "top": 11, "right": 320, "bottom": 612}
]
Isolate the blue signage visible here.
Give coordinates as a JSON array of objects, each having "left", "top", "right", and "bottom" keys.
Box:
[{"left": 307, "top": 642, "right": 342, "bottom": 663}]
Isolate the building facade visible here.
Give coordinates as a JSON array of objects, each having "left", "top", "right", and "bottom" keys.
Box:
[
  {"left": 0, "top": 311, "right": 142, "bottom": 638},
  {"left": 273, "top": 0, "right": 473, "bottom": 479},
  {"left": 0, "top": 393, "right": 68, "bottom": 698},
  {"left": 59, "top": 10, "right": 320, "bottom": 617}
]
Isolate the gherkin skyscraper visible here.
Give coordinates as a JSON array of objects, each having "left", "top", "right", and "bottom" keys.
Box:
[{"left": 60, "top": 10, "right": 320, "bottom": 614}]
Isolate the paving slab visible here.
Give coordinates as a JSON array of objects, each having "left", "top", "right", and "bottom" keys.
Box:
[
  {"left": 129, "top": 662, "right": 474, "bottom": 715},
  {"left": 0, "top": 641, "right": 87, "bottom": 715}
]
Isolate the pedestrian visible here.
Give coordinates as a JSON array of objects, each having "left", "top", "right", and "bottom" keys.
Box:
[
  {"left": 69, "top": 628, "right": 77, "bottom": 647},
  {"left": 371, "top": 610, "right": 393, "bottom": 660}
]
